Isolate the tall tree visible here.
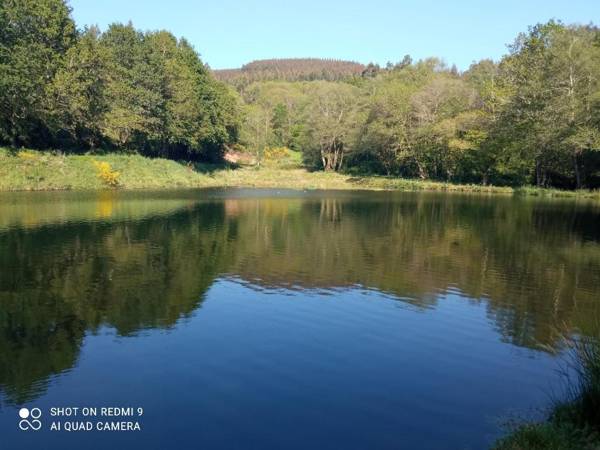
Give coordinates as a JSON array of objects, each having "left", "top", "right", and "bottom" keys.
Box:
[
  {"left": 550, "top": 25, "right": 600, "bottom": 188},
  {"left": 497, "top": 21, "right": 600, "bottom": 188},
  {"left": 0, "top": 0, "right": 76, "bottom": 146},
  {"left": 47, "top": 26, "right": 109, "bottom": 148},
  {"left": 99, "top": 23, "right": 163, "bottom": 149},
  {"left": 304, "top": 82, "right": 362, "bottom": 171}
]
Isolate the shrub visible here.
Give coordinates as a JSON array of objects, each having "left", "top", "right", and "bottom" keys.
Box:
[
  {"left": 93, "top": 160, "right": 120, "bottom": 187},
  {"left": 263, "top": 146, "right": 291, "bottom": 161},
  {"left": 559, "top": 332, "right": 600, "bottom": 431},
  {"left": 494, "top": 328, "right": 600, "bottom": 450},
  {"left": 17, "top": 150, "right": 39, "bottom": 161}
]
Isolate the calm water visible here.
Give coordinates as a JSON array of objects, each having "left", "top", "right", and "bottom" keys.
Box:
[{"left": 1, "top": 189, "right": 599, "bottom": 449}]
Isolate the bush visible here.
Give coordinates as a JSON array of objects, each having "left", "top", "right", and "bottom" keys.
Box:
[
  {"left": 494, "top": 329, "right": 600, "bottom": 450},
  {"left": 263, "top": 146, "right": 290, "bottom": 161},
  {"left": 560, "top": 332, "right": 600, "bottom": 431},
  {"left": 261, "top": 147, "right": 302, "bottom": 169},
  {"left": 93, "top": 160, "right": 120, "bottom": 187}
]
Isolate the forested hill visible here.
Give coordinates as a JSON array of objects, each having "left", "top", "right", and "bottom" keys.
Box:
[{"left": 213, "top": 58, "right": 366, "bottom": 85}]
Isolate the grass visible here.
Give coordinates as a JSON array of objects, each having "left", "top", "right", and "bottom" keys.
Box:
[
  {"left": 494, "top": 332, "right": 600, "bottom": 450},
  {"left": 492, "top": 421, "right": 595, "bottom": 450},
  {"left": 0, "top": 148, "right": 210, "bottom": 190},
  {"left": 1, "top": 148, "right": 600, "bottom": 201}
]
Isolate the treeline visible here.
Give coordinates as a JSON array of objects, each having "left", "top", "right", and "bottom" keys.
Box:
[
  {"left": 236, "top": 23, "right": 600, "bottom": 189},
  {"left": 0, "top": 0, "right": 240, "bottom": 160},
  {"left": 213, "top": 58, "right": 366, "bottom": 88},
  {"left": 2, "top": 1, "right": 599, "bottom": 189}
]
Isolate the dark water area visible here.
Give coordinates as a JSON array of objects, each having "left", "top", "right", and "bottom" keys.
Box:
[{"left": 0, "top": 188, "right": 599, "bottom": 449}]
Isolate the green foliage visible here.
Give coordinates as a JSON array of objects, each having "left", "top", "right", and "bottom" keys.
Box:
[
  {"left": 303, "top": 81, "right": 364, "bottom": 171},
  {"left": 213, "top": 58, "right": 365, "bottom": 89},
  {"left": 3, "top": 148, "right": 600, "bottom": 201},
  {"left": 557, "top": 331, "right": 600, "bottom": 434},
  {"left": 2, "top": 3, "right": 599, "bottom": 189},
  {"left": 491, "top": 22, "right": 600, "bottom": 188},
  {"left": 47, "top": 26, "right": 109, "bottom": 148},
  {"left": 0, "top": 1, "right": 241, "bottom": 161},
  {"left": 0, "top": 0, "right": 76, "bottom": 146},
  {"left": 494, "top": 330, "right": 600, "bottom": 449},
  {"left": 493, "top": 422, "right": 593, "bottom": 450},
  {"left": 231, "top": 23, "right": 600, "bottom": 189},
  {"left": 260, "top": 146, "right": 302, "bottom": 169}
]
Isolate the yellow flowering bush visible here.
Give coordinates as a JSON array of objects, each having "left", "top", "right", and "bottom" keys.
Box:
[
  {"left": 93, "top": 160, "right": 120, "bottom": 187},
  {"left": 263, "top": 146, "right": 291, "bottom": 161},
  {"left": 17, "top": 150, "right": 39, "bottom": 161}
]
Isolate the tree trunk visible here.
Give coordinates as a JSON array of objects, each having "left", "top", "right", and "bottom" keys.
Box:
[
  {"left": 321, "top": 148, "right": 328, "bottom": 171},
  {"left": 573, "top": 153, "right": 582, "bottom": 189},
  {"left": 331, "top": 148, "right": 338, "bottom": 172}
]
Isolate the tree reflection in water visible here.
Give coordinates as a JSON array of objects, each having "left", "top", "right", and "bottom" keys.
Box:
[{"left": 0, "top": 190, "right": 599, "bottom": 404}]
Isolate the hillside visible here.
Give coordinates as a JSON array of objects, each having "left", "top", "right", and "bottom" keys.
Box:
[{"left": 213, "top": 58, "right": 366, "bottom": 85}]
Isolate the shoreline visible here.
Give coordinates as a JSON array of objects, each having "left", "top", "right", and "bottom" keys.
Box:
[{"left": 2, "top": 149, "right": 599, "bottom": 200}]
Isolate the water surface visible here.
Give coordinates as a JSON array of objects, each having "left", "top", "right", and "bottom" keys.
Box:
[{"left": 1, "top": 189, "right": 599, "bottom": 449}]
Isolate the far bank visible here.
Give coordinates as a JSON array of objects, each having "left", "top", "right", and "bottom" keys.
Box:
[{"left": 1, "top": 149, "right": 599, "bottom": 201}]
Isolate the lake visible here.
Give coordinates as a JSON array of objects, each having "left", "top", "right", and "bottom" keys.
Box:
[{"left": 1, "top": 188, "right": 599, "bottom": 449}]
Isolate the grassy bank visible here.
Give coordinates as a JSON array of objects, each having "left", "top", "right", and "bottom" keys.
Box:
[
  {"left": 494, "top": 333, "right": 600, "bottom": 450},
  {"left": 1, "top": 148, "right": 600, "bottom": 200}
]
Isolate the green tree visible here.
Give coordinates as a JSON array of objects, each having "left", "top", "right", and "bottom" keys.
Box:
[
  {"left": 99, "top": 23, "right": 163, "bottom": 149},
  {"left": 304, "top": 82, "right": 363, "bottom": 171},
  {"left": 496, "top": 21, "right": 600, "bottom": 188},
  {"left": 549, "top": 25, "right": 600, "bottom": 188},
  {"left": 0, "top": 0, "right": 76, "bottom": 146},
  {"left": 241, "top": 103, "right": 271, "bottom": 164},
  {"left": 354, "top": 62, "right": 432, "bottom": 175},
  {"left": 271, "top": 103, "right": 290, "bottom": 147},
  {"left": 47, "top": 26, "right": 109, "bottom": 148}
]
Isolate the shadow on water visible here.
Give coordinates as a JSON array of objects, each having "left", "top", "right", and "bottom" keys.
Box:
[{"left": 0, "top": 189, "right": 599, "bottom": 405}]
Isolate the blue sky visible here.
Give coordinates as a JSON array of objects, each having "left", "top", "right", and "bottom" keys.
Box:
[{"left": 69, "top": 0, "right": 600, "bottom": 70}]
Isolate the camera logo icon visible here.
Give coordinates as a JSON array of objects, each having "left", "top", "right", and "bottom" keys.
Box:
[{"left": 18, "top": 408, "right": 42, "bottom": 431}]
